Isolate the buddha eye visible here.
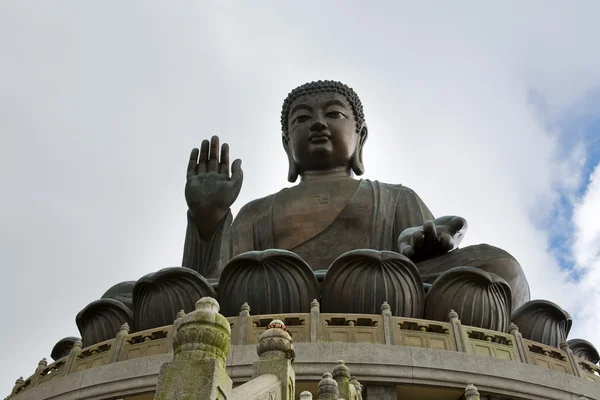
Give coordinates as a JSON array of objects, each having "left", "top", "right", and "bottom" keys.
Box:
[
  {"left": 292, "top": 115, "right": 311, "bottom": 124},
  {"left": 325, "top": 111, "right": 347, "bottom": 119}
]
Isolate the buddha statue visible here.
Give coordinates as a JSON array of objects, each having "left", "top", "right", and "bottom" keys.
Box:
[{"left": 182, "top": 80, "right": 531, "bottom": 312}]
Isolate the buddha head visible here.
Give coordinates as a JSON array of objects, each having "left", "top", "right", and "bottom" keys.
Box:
[{"left": 280, "top": 80, "right": 368, "bottom": 182}]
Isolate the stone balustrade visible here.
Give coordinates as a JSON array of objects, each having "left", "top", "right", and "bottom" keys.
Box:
[{"left": 8, "top": 300, "right": 600, "bottom": 398}]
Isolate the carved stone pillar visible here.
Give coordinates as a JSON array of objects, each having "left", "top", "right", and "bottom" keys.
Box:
[
  {"left": 448, "top": 309, "right": 470, "bottom": 353},
  {"left": 63, "top": 340, "right": 82, "bottom": 375},
  {"left": 29, "top": 358, "right": 47, "bottom": 386},
  {"left": 310, "top": 299, "right": 320, "bottom": 343},
  {"left": 252, "top": 319, "right": 296, "bottom": 400},
  {"left": 317, "top": 373, "right": 339, "bottom": 400},
  {"left": 108, "top": 323, "right": 130, "bottom": 363},
  {"left": 332, "top": 360, "right": 357, "bottom": 399},
  {"left": 464, "top": 383, "right": 480, "bottom": 400},
  {"left": 381, "top": 302, "right": 394, "bottom": 345},
  {"left": 508, "top": 322, "right": 530, "bottom": 363},
  {"left": 154, "top": 297, "right": 232, "bottom": 400},
  {"left": 234, "top": 302, "right": 250, "bottom": 345},
  {"left": 560, "top": 340, "right": 583, "bottom": 377}
]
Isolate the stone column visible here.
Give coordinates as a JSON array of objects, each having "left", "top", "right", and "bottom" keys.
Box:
[
  {"left": 29, "top": 358, "right": 47, "bottom": 386},
  {"left": 154, "top": 297, "right": 233, "bottom": 400},
  {"left": 317, "top": 373, "right": 339, "bottom": 400},
  {"left": 108, "top": 323, "right": 130, "bottom": 363},
  {"left": 560, "top": 340, "right": 584, "bottom": 377},
  {"left": 508, "top": 322, "right": 530, "bottom": 364},
  {"left": 310, "top": 299, "right": 320, "bottom": 343},
  {"left": 332, "top": 360, "right": 357, "bottom": 399},
  {"left": 234, "top": 302, "right": 250, "bottom": 345},
  {"left": 363, "top": 384, "right": 395, "bottom": 400},
  {"left": 465, "top": 383, "right": 480, "bottom": 400},
  {"left": 448, "top": 309, "right": 470, "bottom": 353},
  {"left": 10, "top": 377, "right": 24, "bottom": 397},
  {"left": 350, "top": 376, "right": 364, "bottom": 400},
  {"left": 165, "top": 310, "right": 186, "bottom": 353},
  {"left": 381, "top": 302, "right": 394, "bottom": 345},
  {"left": 252, "top": 319, "right": 296, "bottom": 400},
  {"left": 63, "top": 340, "right": 82, "bottom": 375}
]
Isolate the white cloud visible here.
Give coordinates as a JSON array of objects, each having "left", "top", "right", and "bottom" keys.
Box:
[{"left": 1, "top": 0, "right": 600, "bottom": 393}]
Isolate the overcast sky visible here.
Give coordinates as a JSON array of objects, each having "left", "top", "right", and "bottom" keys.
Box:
[{"left": 1, "top": 1, "right": 600, "bottom": 394}]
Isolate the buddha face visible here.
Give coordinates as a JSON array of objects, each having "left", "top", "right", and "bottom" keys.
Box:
[{"left": 285, "top": 92, "right": 366, "bottom": 177}]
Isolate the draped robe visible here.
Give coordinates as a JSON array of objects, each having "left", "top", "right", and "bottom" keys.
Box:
[{"left": 183, "top": 179, "right": 433, "bottom": 277}]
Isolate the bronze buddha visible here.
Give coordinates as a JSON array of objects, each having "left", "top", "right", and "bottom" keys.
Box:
[{"left": 182, "top": 80, "right": 531, "bottom": 311}]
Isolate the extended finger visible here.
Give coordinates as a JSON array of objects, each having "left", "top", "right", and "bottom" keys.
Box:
[
  {"left": 413, "top": 229, "right": 425, "bottom": 250},
  {"left": 187, "top": 148, "right": 199, "bottom": 179},
  {"left": 423, "top": 220, "right": 437, "bottom": 243},
  {"left": 220, "top": 143, "right": 230, "bottom": 176},
  {"left": 231, "top": 159, "right": 243, "bottom": 183},
  {"left": 208, "top": 135, "right": 219, "bottom": 172},
  {"left": 198, "top": 140, "right": 209, "bottom": 173}
]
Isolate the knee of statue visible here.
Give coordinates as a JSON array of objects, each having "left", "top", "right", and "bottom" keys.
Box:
[{"left": 417, "top": 243, "right": 531, "bottom": 311}]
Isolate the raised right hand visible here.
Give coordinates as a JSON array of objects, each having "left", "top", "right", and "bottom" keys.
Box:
[{"left": 185, "top": 135, "right": 243, "bottom": 239}]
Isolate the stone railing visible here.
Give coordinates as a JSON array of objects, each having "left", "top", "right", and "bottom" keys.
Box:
[{"left": 8, "top": 300, "right": 600, "bottom": 398}]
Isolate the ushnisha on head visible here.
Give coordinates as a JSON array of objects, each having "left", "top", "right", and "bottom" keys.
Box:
[{"left": 280, "top": 80, "right": 368, "bottom": 182}]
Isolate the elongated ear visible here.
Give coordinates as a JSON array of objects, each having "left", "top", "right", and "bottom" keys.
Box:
[
  {"left": 282, "top": 134, "right": 299, "bottom": 183},
  {"left": 350, "top": 123, "right": 368, "bottom": 176}
]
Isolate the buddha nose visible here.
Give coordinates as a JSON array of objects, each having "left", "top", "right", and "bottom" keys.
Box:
[{"left": 310, "top": 118, "right": 327, "bottom": 132}]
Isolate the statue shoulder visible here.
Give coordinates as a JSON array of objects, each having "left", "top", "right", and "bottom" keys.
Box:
[
  {"left": 233, "top": 191, "right": 279, "bottom": 225},
  {"left": 363, "top": 179, "right": 424, "bottom": 201},
  {"left": 363, "top": 179, "right": 417, "bottom": 194}
]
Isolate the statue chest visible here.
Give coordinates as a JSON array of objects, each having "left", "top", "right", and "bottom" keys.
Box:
[{"left": 271, "top": 179, "right": 363, "bottom": 250}]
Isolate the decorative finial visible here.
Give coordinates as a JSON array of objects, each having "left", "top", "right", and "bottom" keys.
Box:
[
  {"left": 464, "top": 383, "right": 480, "bottom": 400},
  {"left": 317, "top": 372, "right": 339, "bottom": 399},
  {"left": 448, "top": 309, "right": 459, "bottom": 320},
  {"left": 176, "top": 309, "right": 186, "bottom": 319},
  {"left": 118, "top": 322, "right": 130, "bottom": 334},
  {"left": 508, "top": 322, "right": 519, "bottom": 332},
  {"left": 257, "top": 319, "right": 295, "bottom": 362},
  {"left": 195, "top": 296, "right": 220, "bottom": 312},
  {"left": 332, "top": 360, "right": 351, "bottom": 382},
  {"left": 381, "top": 301, "right": 391, "bottom": 313},
  {"left": 73, "top": 340, "right": 83, "bottom": 349},
  {"left": 38, "top": 358, "right": 47, "bottom": 367},
  {"left": 311, "top": 299, "right": 320, "bottom": 310},
  {"left": 172, "top": 297, "right": 231, "bottom": 366},
  {"left": 300, "top": 391, "right": 313, "bottom": 400},
  {"left": 350, "top": 375, "right": 363, "bottom": 396},
  {"left": 15, "top": 377, "right": 24, "bottom": 385},
  {"left": 240, "top": 302, "right": 250, "bottom": 313}
]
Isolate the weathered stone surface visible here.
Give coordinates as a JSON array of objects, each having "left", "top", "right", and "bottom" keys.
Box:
[
  {"left": 218, "top": 249, "right": 319, "bottom": 317},
  {"left": 155, "top": 297, "right": 233, "bottom": 400},
  {"left": 425, "top": 267, "right": 511, "bottom": 332},
  {"left": 133, "top": 266, "right": 216, "bottom": 331},
  {"left": 321, "top": 249, "right": 424, "bottom": 317},
  {"left": 511, "top": 300, "right": 572, "bottom": 348},
  {"left": 75, "top": 298, "right": 133, "bottom": 347},
  {"left": 50, "top": 337, "right": 80, "bottom": 361},
  {"left": 317, "top": 372, "right": 339, "bottom": 400},
  {"left": 252, "top": 319, "right": 295, "bottom": 400},
  {"left": 568, "top": 338, "right": 600, "bottom": 364}
]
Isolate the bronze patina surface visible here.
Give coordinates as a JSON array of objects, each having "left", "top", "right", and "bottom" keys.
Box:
[{"left": 182, "top": 80, "right": 531, "bottom": 311}]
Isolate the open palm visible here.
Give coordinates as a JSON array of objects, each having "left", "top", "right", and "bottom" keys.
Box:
[{"left": 185, "top": 136, "right": 243, "bottom": 239}]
